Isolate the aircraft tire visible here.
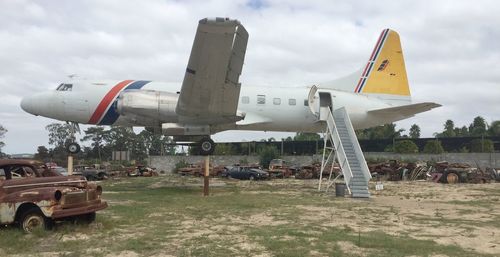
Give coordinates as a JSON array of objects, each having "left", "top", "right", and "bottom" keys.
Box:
[
  {"left": 67, "top": 142, "right": 81, "bottom": 154},
  {"left": 199, "top": 137, "right": 215, "bottom": 156}
]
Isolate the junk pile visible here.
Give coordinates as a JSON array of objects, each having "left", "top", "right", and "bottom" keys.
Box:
[
  {"left": 172, "top": 159, "right": 500, "bottom": 184},
  {"left": 369, "top": 160, "right": 428, "bottom": 181},
  {"left": 368, "top": 160, "right": 499, "bottom": 184},
  {"left": 127, "top": 165, "right": 160, "bottom": 177},
  {"left": 267, "top": 159, "right": 294, "bottom": 178},
  {"left": 295, "top": 163, "right": 340, "bottom": 179},
  {"left": 177, "top": 162, "right": 226, "bottom": 177},
  {"left": 429, "top": 162, "right": 496, "bottom": 184}
]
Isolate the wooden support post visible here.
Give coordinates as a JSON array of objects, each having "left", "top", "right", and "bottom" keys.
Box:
[
  {"left": 68, "top": 155, "right": 74, "bottom": 176},
  {"left": 203, "top": 155, "right": 209, "bottom": 196}
]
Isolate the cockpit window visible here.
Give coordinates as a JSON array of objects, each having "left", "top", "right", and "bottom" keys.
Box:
[{"left": 56, "top": 83, "right": 73, "bottom": 91}]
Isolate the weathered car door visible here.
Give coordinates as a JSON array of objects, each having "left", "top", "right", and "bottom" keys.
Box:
[
  {"left": 241, "top": 167, "right": 251, "bottom": 179},
  {"left": 229, "top": 167, "right": 238, "bottom": 178},
  {"left": 235, "top": 167, "right": 244, "bottom": 179}
]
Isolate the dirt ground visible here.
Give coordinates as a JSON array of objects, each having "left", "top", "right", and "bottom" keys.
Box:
[
  {"left": 1, "top": 176, "right": 499, "bottom": 257},
  {"left": 337, "top": 181, "right": 500, "bottom": 255},
  {"left": 234, "top": 178, "right": 500, "bottom": 255}
]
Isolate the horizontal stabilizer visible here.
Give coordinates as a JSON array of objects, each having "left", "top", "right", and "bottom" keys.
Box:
[{"left": 368, "top": 102, "right": 441, "bottom": 118}]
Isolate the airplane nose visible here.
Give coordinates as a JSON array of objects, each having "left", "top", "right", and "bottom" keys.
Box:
[{"left": 20, "top": 96, "right": 36, "bottom": 115}]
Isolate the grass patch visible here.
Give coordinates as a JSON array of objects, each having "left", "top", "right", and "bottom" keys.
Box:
[{"left": 0, "top": 176, "right": 498, "bottom": 256}]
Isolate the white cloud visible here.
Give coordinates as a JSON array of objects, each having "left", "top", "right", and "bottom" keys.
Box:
[{"left": 1, "top": 0, "right": 499, "bottom": 153}]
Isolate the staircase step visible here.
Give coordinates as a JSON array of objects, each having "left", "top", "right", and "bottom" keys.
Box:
[{"left": 327, "top": 108, "right": 371, "bottom": 198}]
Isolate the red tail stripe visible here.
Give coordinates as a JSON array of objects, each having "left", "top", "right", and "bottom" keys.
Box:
[
  {"left": 368, "top": 30, "right": 386, "bottom": 61},
  {"left": 354, "top": 77, "right": 364, "bottom": 93},
  {"left": 88, "top": 80, "right": 133, "bottom": 124}
]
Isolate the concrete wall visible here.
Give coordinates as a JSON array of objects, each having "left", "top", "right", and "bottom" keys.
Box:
[
  {"left": 149, "top": 155, "right": 323, "bottom": 173},
  {"left": 149, "top": 153, "right": 500, "bottom": 173}
]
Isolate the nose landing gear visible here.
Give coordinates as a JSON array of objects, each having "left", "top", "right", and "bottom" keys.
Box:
[{"left": 67, "top": 142, "right": 81, "bottom": 154}]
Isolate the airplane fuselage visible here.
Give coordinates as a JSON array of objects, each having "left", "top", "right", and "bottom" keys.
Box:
[{"left": 20, "top": 79, "right": 401, "bottom": 134}]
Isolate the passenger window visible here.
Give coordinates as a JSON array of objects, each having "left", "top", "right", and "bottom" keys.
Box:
[
  {"left": 289, "top": 99, "right": 296, "bottom": 105},
  {"left": 241, "top": 96, "right": 250, "bottom": 104},
  {"left": 257, "top": 95, "right": 266, "bottom": 105},
  {"left": 304, "top": 100, "right": 309, "bottom": 106},
  {"left": 273, "top": 98, "right": 281, "bottom": 105}
]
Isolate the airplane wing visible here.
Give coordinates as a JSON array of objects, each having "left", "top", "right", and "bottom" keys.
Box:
[
  {"left": 176, "top": 17, "right": 249, "bottom": 125},
  {"left": 368, "top": 102, "right": 441, "bottom": 119}
]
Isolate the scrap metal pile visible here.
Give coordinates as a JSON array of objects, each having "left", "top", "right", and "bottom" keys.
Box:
[
  {"left": 429, "top": 162, "right": 498, "bottom": 184},
  {"left": 369, "top": 160, "right": 500, "bottom": 184},
  {"left": 177, "top": 162, "right": 226, "bottom": 177},
  {"left": 295, "top": 163, "right": 340, "bottom": 179},
  {"left": 173, "top": 158, "right": 499, "bottom": 184}
]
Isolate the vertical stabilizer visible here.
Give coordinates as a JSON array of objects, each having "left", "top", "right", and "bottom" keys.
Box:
[{"left": 354, "top": 29, "right": 410, "bottom": 97}]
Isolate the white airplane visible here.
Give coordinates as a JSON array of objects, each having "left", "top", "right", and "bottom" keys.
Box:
[{"left": 21, "top": 17, "right": 440, "bottom": 155}]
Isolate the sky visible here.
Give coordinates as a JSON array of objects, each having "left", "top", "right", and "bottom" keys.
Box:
[{"left": 1, "top": 0, "right": 499, "bottom": 154}]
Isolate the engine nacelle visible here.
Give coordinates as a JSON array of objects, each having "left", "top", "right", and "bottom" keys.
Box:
[{"left": 116, "top": 90, "right": 178, "bottom": 123}]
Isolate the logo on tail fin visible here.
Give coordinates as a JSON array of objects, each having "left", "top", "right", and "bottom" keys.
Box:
[{"left": 377, "top": 60, "right": 389, "bottom": 71}]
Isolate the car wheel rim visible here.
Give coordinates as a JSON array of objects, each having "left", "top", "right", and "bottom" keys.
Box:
[{"left": 23, "top": 215, "right": 43, "bottom": 232}]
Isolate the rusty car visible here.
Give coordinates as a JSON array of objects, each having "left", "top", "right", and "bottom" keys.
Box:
[
  {"left": 268, "top": 159, "right": 293, "bottom": 178},
  {"left": 0, "top": 159, "right": 108, "bottom": 232}
]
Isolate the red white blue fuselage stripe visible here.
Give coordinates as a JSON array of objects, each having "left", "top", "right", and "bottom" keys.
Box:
[
  {"left": 88, "top": 80, "right": 151, "bottom": 125},
  {"left": 354, "top": 29, "right": 389, "bottom": 93}
]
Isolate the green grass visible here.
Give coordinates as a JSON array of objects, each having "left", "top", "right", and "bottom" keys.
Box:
[{"left": 0, "top": 176, "right": 497, "bottom": 256}]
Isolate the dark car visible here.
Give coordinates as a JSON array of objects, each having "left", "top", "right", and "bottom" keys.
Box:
[
  {"left": 225, "top": 166, "right": 269, "bottom": 180},
  {"left": 74, "top": 165, "right": 108, "bottom": 181}
]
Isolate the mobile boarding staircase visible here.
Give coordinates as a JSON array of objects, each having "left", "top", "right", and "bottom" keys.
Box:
[{"left": 309, "top": 86, "right": 372, "bottom": 198}]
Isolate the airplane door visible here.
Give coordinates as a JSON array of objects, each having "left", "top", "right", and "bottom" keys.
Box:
[
  {"left": 307, "top": 85, "right": 319, "bottom": 116},
  {"left": 307, "top": 85, "right": 332, "bottom": 121},
  {"left": 318, "top": 92, "right": 332, "bottom": 120}
]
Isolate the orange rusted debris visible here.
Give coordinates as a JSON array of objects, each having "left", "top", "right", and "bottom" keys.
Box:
[{"left": 0, "top": 159, "right": 107, "bottom": 233}]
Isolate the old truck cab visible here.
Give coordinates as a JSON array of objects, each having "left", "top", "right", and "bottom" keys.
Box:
[{"left": 0, "top": 159, "right": 107, "bottom": 232}]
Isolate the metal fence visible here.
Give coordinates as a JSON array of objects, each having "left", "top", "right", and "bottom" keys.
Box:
[{"left": 215, "top": 136, "right": 500, "bottom": 155}]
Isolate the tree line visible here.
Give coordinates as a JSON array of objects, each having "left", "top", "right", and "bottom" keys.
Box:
[
  {"left": 355, "top": 116, "right": 499, "bottom": 153},
  {"left": 0, "top": 115, "right": 499, "bottom": 162},
  {"left": 35, "top": 124, "right": 175, "bottom": 164}
]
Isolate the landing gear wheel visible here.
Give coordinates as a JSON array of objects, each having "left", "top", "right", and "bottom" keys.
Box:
[
  {"left": 67, "top": 142, "right": 81, "bottom": 154},
  {"left": 199, "top": 137, "right": 215, "bottom": 156}
]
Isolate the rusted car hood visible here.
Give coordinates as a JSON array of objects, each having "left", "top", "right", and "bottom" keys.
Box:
[{"left": 0, "top": 176, "right": 87, "bottom": 195}]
